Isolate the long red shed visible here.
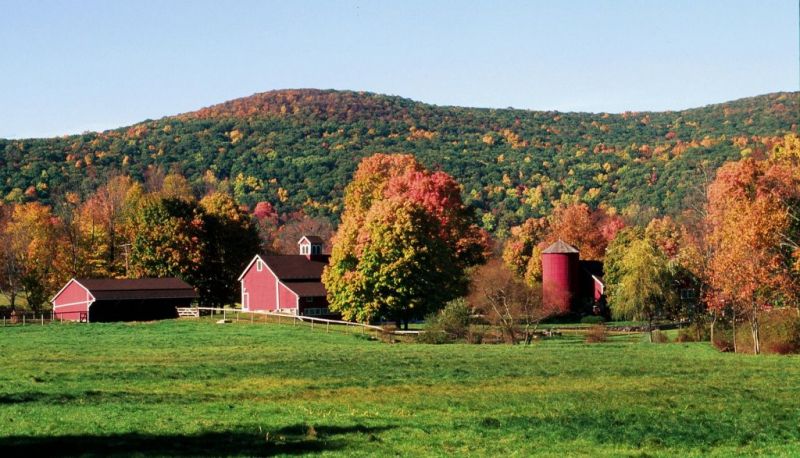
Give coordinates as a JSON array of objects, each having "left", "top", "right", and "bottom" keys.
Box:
[{"left": 51, "top": 278, "right": 197, "bottom": 322}]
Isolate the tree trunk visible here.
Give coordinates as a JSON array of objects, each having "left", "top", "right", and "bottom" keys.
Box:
[
  {"left": 710, "top": 311, "right": 717, "bottom": 346},
  {"left": 732, "top": 308, "right": 737, "bottom": 353},
  {"left": 750, "top": 304, "right": 760, "bottom": 355}
]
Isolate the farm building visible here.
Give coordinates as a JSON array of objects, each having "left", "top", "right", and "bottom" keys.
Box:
[
  {"left": 51, "top": 278, "right": 198, "bottom": 322},
  {"left": 541, "top": 240, "right": 605, "bottom": 315},
  {"left": 239, "top": 235, "right": 336, "bottom": 317}
]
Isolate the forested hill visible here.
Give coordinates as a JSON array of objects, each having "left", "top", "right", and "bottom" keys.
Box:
[{"left": 1, "top": 89, "right": 797, "bottom": 234}]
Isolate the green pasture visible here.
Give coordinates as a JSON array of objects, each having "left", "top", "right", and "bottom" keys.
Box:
[{"left": 0, "top": 319, "right": 798, "bottom": 456}]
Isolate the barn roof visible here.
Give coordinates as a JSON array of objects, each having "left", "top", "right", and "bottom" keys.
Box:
[
  {"left": 299, "top": 235, "right": 324, "bottom": 244},
  {"left": 580, "top": 260, "right": 604, "bottom": 282},
  {"left": 75, "top": 278, "right": 198, "bottom": 301},
  {"left": 284, "top": 281, "right": 327, "bottom": 298},
  {"left": 262, "top": 255, "right": 329, "bottom": 281},
  {"left": 542, "top": 240, "right": 579, "bottom": 254}
]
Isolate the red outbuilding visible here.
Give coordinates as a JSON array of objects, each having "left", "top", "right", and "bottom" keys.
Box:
[
  {"left": 51, "top": 278, "right": 197, "bottom": 322},
  {"left": 541, "top": 240, "right": 606, "bottom": 315},
  {"left": 238, "top": 236, "right": 336, "bottom": 317}
]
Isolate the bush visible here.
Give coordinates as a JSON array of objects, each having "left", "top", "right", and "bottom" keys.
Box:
[
  {"left": 418, "top": 298, "right": 472, "bottom": 344},
  {"left": 585, "top": 324, "right": 607, "bottom": 343},
  {"left": 416, "top": 329, "right": 449, "bottom": 344},
  {"left": 760, "top": 309, "right": 800, "bottom": 354},
  {"left": 651, "top": 330, "right": 670, "bottom": 343},
  {"left": 580, "top": 315, "right": 605, "bottom": 325},
  {"left": 676, "top": 322, "right": 710, "bottom": 343},
  {"left": 712, "top": 337, "right": 733, "bottom": 352},
  {"left": 719, "top": 309, "right": 800, "bottom": 354}
]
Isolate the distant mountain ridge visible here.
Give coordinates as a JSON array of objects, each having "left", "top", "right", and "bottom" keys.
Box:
[{"left": 0, "top": 89, "right": 797, "bottom": 233}]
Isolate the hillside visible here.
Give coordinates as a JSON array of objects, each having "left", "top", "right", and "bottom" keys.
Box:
[{"left": 1, "top": 89, "right": 797, "bottom": 233}]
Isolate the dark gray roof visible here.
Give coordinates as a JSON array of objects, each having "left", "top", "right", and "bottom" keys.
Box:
[
  {"left": 300, "top": 235, "right": 324, "bottom": 244},
  {"left": 262, "top": 255, "right": 329, "bottom": 280},
  {"left": 542, "top": 240, "right": 579, "bottom": 254},
  {"left": 580, "top": 260, "right": 604, "bottom": 281},
  {"left": 76, "top": 278, "right": 198, "bottom": 301},
  {"left": 284, "top": 281, "right": 327, "bottom": 298}
]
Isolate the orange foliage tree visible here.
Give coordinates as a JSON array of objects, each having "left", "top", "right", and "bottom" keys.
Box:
[{"left": 706, "top": 157, "right": 800, "bottom": 354}]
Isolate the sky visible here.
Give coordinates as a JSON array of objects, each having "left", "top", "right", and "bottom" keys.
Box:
[{"left": 0, "top": 0, "right": 797, "bottom": 139}]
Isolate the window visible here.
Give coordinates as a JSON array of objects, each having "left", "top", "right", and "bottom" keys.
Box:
[
  {"left": 311, "top": 244, "right": 321, "bottom": 255},
  {"left": 304, "top": 307, "right": 329, "bottom": 316},
  {"left": 256, "top": 260, "right": 263, "bottom": 272},
  {"left": 300, "top": 244, "right": 309, "bottom": 255},
  {"left": 680, "top": 289, "right": 696, "bottom": 300}
]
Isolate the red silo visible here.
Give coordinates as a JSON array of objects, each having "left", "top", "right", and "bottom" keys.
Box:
[{"left": 541, "top": 240, "right": 580, "bottom": 315}]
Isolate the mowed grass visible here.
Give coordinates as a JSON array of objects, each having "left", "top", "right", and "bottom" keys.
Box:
[{"left": 1, "top": 321, "right": 799, "bottom": 457}]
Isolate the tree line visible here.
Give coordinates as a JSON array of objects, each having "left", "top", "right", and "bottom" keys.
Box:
[{"left": 0, "top": 172, "right": 334, "bottom": 312}]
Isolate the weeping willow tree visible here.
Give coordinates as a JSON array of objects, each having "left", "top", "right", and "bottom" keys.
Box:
[{"left": 608, "top": 238, "right": 677, "bottom": 342}]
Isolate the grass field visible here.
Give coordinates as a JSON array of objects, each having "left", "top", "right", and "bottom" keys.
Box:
[{"left": 1, "top": 320, "right": 799, "bottom": 456}]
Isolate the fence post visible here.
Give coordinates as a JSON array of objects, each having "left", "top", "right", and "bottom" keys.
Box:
[
  {"left": 236, "top": 311, "right": 239, "bottom": 322},
  {"left": 23, "top": 315, "right": 26, "bottom": 326},
  {"left": 250, "top": 313, "right": 253, "bottom": 323},
  {"left": 41, "top": 314, "right": 44, "bottom": 326},
  {"left": 223, "top": 309, "right": 226, "bottom": 321},
  {"left": 293, "top": 316, "right": 296, "bottom": 326},
  {"left": 327, "top": 322, "right": 329, "bottom": 333}
]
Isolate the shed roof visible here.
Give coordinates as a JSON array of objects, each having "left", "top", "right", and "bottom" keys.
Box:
[
  {"left": 580, "top": 260, "right": 604, "bottom": 282},
  {"left": 542, "top": 240, "right": 579, "bottom": 254},
  {"left": 75, "top": 278, "right": 198, "bottom": 301},
  {"left": 284, "top": 281, "right": 327, "bottom": 298},
  {"left": 262, "top": 255, "right": 329, "bottom": 281}
]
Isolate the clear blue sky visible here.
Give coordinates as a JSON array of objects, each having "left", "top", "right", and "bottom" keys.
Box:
[{"left": 1, "top": 0, "right": 797, "bottom": 138}]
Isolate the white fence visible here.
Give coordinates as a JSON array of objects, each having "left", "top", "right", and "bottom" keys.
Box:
[
  {"left": 192, "top": 307, "right": 393, "bottom": 335},
  {"left": 1, "top": 307, "right": 417, "bottom": 339}
]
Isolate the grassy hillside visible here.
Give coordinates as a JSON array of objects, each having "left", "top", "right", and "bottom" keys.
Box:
[
  {"left": 1, "top": 320, "right": 799, "bottom": 456},
  {"left": 1, "top": 90, "right": 797, "bottom": 233}
]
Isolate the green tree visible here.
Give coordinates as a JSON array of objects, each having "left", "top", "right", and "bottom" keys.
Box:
[
  {"left": 323, "top": 154, "right": 489, "bottom": 327},
  {"left": 199, "top": 191, "right": 260, "bottom": 306},
  {"left": 129, "top": 198, "right": 207, "bottom": 300},
  {"left": 608, "top": 238, "right": 677, "bottom": 341}
]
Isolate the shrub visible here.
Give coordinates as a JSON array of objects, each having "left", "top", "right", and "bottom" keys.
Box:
[
  {"left": 418, "top": 298, "right": 472, "bottom": 344},
  {"left": 677, "top": 322, "right": 710, "bottom": 343},
  {"left": 580, "top": 315, "right": 605, "bottom": 325},
  {"left": 585, "top": 324, "right": 607, "bottom": 343},
  {"left": 760, "top": 309, "right": 800, "bottom": 354},
  {"left": 712, "top": 337, "right": 734, "bottom": 352},
  {"left": 466, "top": 328, "right": 484, "bottom": 344},
  {"left": 651, "top": 330, "right": 670, "bottom": 343},
  {"left": 416, "top": 329, "right": 449, "bottom": 344}
]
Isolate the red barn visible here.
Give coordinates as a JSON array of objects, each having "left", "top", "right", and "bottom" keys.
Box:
[
  {"left": 238, "top": 236, "right": 336, "bottom": 317},
  {"left": 541, "top": 240, "right": 606, "bottom": 315},
  {"left": 51, "top": 278, "right": 197, "bottom": 322}
]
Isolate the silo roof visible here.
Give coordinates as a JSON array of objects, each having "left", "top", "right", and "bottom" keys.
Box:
[{"left": 542, "top": 239, "right": 579, "bottom": 254}]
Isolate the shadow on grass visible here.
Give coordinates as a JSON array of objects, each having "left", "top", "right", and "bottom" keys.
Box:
[{"left": 0, "top": 424, "right": 393, "bottom": 457}]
